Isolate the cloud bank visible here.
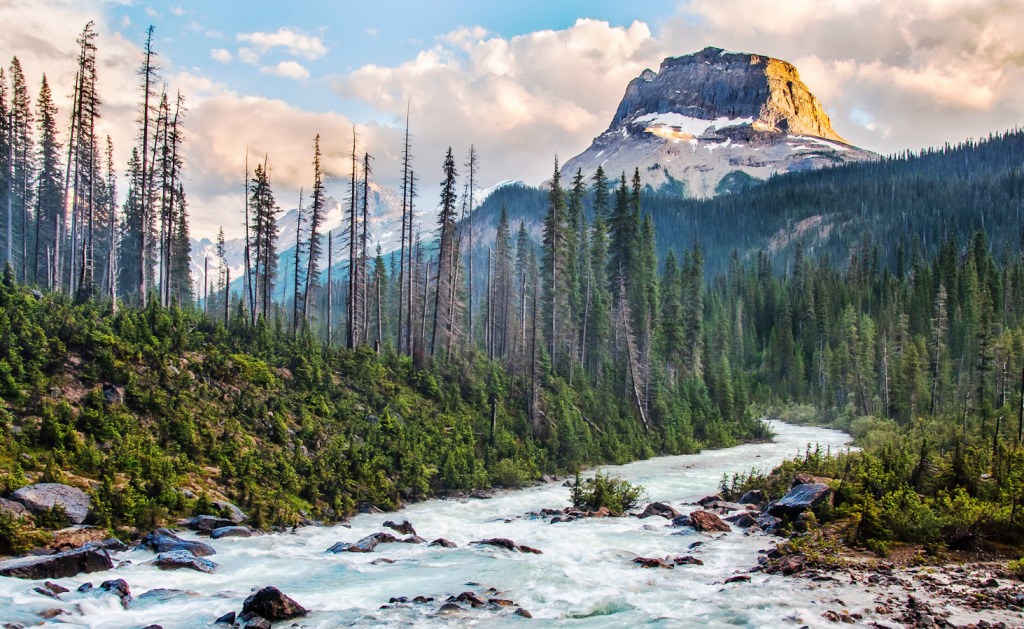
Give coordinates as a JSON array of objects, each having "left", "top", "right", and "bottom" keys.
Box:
[{"left": 2, "top": 0, "right": 1022, "bottom": 240}]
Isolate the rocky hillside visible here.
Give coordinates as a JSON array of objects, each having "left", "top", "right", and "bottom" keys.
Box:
[{"left": 561, "top": 47, "right": 877, "bottom": 196}]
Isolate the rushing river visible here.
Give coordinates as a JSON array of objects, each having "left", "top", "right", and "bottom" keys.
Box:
[{"left": 1, "top": 422, "right": 859, "bottom": 628}]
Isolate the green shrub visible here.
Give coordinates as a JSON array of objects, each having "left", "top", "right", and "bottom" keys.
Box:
[
  {"left": 491, "top": 458, "right": 538, "bottom": 488},
  {"left": 570, "top": 471, "right": 646, "bottom": 513}
]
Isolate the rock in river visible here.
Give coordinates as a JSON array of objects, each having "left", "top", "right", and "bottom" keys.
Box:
[
  {"left": 210, "top": 526, "right": 253, "bottom": 540},
  {"left": 140, "top": 528, "right": 216, "bottom": 557},
  {"left": 0, "top": 544, "right": 112, "bottom": 579},
  {"left": 682, "top": 510, "right": 732, "bottom": 533},
  {"left": 241, "top": 586, "right": 308, "bottom": 621},
  {"left": 638, "top": 502, "right": 682, "bottom": 520},
  {"left": 153, "top": 550, "right": 218, "bottom": 573},
  {"left": 383, "top": 520, "right": 417, "bottom": 536}
]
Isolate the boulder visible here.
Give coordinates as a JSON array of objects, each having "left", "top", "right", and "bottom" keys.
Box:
[
  {"left": 515, "top": 608, "right": 533, "bottom": 618},
  {"left": 212, "top": 501, "right": 247, "bottom": 524},
  {"left": 43, "top": 581, "right": 69, "bottom": 594},
  {"left": 99, "top": 578, "right": 132, "bottom": 608},
  {"left": 50, "top": 526, "right": 111, "bottom": 550},
  {"left": 185, "top": 515, "right": 236, "bottom": 532},
  {"left": 780, "top": 554, "right": 807, "bottom": 575},
  {"left": 697, "top": 494, "right": 724, "bottom": 506},
  {"left": 725, "top": 575, "right": 751, "bottom": 583},
  {"left": 739, "top": 489, "right": 764, "bottom": 505},
  {"left": 153, "top": 550, "right": 218, "bottom": 573},
  {"left": 383, "top": 520, "right": 416, "bottom": 536},
  {"left": 429, "top": 538, "right": 457, "bottom": 548},
  {"left": 210, "top": 526, "right": 253, "bottom": 540},
  {"left": 241, "top": 586, "right": 307, "bottom": 621},
  {"left": 726, "top": 512, "right": 759, "bottom": 528},
  {"left": 326, "top": 532, "right": 397, "bottom": 553},
  {"left": 102, "top": 383, "right": 124, "bottom": 405},
  {"left": 140, "top": 529, "right": 216, "bottom": 557},
  {"left": 768, "top": 483, "right": 833, "bottom": 519},
  {"left": 703, "top": 501, "right": 748, "bottom": 512},
  {"left": 399, "top": 535, "right": 426, "bottom": 544},
  {"left": 238, "top": 612, "right": 271, "bottom": 629},
  {"left": 687, "top": 510, "right": 732, "bottom": 533},
  {"left": 215, "top": 611, "right": 236, "bottom": 624},
  {"left": 638, "top": 502, "right": 682, "bottom": 520},
  {"left": 473, "top": 538, "right": 517, "bottom": 552},
  {"left": 0, "top": 497, "right": 30, "bottom": 519},
  {"left": 673, "top": 555, "right": 704, "bottom": 565},
  {"left": 10, "top": 483, "right": 90, "bottom": 524},
  {"left": 633, "top": 557, "right": 674, "bottom": 569},
  {"left": 0, "top": 545, "right": 112, "bottom": 579}
]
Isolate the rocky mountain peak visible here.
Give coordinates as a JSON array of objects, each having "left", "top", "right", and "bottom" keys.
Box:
[
  {"left": 561, "top": 47, "right": 875, "bottom": 197},
  {"left": 612, "top": 47, "right": 844, "bottom": 142}
]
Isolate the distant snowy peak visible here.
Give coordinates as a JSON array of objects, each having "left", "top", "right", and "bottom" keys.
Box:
[{"left": 561, "top": 46, "right": 876, "bottom": 197}]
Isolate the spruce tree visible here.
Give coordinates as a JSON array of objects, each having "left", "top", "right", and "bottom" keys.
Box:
[
  {"left": 542, "top": 157, "right": 568, "bottom": 371},
  {"left": 33, "top": 75, "right": 62, "bottom": 289},
  {"left": 431, "top": 147, "right": 458, "bottom": 357},
  {"left": 303, "top": 135, "right": 325, "bottom": 324},
  {"left": 8, "top": 58, "right": 33, "bottom": 282}
]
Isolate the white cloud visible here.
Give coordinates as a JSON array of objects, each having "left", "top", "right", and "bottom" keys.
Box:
[
  {"left": 210, "top": 48, "right": 232, "bottom": 63},
  {"left": 660, "top": 0, "right": 1024, "bottom": 154},
  {"left": 365, "top": 27, "right": 378, "bottom": 37},
  {"left": 260, "top": 60, "right": 310, "bottom": 80},
  {"left": 237, "top": 27, "right": 327, "bottom": 60},
  {"left": 237, "top": 47, "right": 259, "bottom": 65},
  {"left": 336, "top": 18, "right": 660, "bottom": 193},
  {"left": 170, "top": 5, "right": 185, "bottom": 16}
]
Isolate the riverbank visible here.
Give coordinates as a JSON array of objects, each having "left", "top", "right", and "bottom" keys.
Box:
[{"left": 2, "top": 422, "right": 1020, "bottom": 628}]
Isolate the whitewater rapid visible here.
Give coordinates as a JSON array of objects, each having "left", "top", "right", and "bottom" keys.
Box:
[{"left": 1, "top": 422, "right": 860, "bottom": 628}]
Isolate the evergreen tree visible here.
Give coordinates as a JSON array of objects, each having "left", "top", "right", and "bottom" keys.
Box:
[
  {"left": 8, "top": 58, "right": 33, "bottom": 282},
  {"left": 33, "top": 75, "right": 62, "bottom": 288},
  {"left": 431, "top": 147, "right": 458, "bottom": 357},
  {"left": 542, "top": 157, "right": 568, "bottom": 371},
  {"left": 249, "top": 162, "right": 279, "bottom": 318},
  {"left": 303, "top": 134, "right": 325, "bottom": 324}
]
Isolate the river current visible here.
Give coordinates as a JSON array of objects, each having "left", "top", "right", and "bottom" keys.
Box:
[{"left": 1, "top": 421, "right": 859, "bottom": 628}]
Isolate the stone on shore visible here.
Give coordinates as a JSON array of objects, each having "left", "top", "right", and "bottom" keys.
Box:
[{"left": 10, "top": 483, "right": 90, "bottom": 524}]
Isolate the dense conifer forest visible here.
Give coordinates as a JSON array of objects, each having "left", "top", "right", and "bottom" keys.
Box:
[{"left": 3, "top": 21, "right": 1024, "bottom": 558}]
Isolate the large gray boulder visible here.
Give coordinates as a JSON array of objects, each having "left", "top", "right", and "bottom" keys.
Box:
[
  {"left": 767, "top": 483, "right": 833, "bottom": 519},
  {"left": 10, "top": 483, "right": 90, "bottom": 524},
  {"left": 140, "top": 528, "right": 216, "bottom": 557},
  {"left": 212, "top": 501, "right": 247, "bottom": 524},
  {"left": 241, "top": 586, "right": 307, "bottom": 621},
  {"left": 211, "top": 526, "right": 253, "bottom": 540},
  {"left": 153, "top": 550, "right": 217, "bottom": 573},
  {"left": 0, "top": 545, "right": 112, "bottom": 579}
]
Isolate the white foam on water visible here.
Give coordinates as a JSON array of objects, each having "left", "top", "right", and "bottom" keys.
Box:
[{"left": 0, "top": 422, "right": 858, "bottom": 628}]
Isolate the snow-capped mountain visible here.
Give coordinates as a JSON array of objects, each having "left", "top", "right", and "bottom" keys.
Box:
[{"left": 561, "top": 47, "right": 877, "bottom": 196}]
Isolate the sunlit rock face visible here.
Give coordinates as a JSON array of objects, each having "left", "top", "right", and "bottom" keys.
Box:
[{"left": 562, "top": 47, "right": 877, "bottom": 196}]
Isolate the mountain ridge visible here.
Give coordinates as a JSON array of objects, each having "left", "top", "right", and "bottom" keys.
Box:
[{"left": 562, "top": 46, "right": 877, "bottom": 196}]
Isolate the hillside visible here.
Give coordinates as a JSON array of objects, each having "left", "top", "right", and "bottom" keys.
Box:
[
  {"left": 473, "top": 128, "right": 1024, "bottom": 279},
  {"left": 0, "top": 274, "right": 764, "bottom": 549}
]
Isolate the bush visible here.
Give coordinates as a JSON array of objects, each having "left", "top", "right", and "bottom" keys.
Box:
[
  {"left": 491, "top": 458, "right": 537, "bottom": 488},
  {"left": 570, "top": 471, "right": 646, "bottom": 513}
]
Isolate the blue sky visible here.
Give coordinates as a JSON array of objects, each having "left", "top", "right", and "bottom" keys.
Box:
[
  {"left": 111, "top": 0, "right": 682, "bottom": 118},
  {"left": 3, "top": 0, "right": 1022, "bottom": 238}
]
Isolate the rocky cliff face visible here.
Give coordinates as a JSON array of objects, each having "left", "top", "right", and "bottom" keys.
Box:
[{"left": 562, "top": 47, "right": 876, "bottom": 196}]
